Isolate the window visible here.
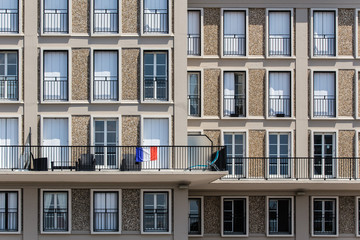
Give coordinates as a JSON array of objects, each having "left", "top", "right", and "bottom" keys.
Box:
[
  {"left": 188, "top": 10, "right": 201, "bottom": 56},
  {"left": 0, "top": 0, "right": 18, "bottom": 33},
  {"left": 188, "top": 72, "right": 200, "bottom": 117},
  {"left": 43, "top": 51, "right": 68, "bottom": 101},
  {"left": 313, "top": 133, "right": 335, "bottom": 178},
  {"left": 142, "top": 191, "right": 170, "bottom": 233},
  {"left": 268, "top": 133, "right": 291, "bottom": 178},
  {"left": 0, "top": 118, "right": 18, "bottom": 169},
  {"left": 93, "top": 0, "right": 119, "bottom": 33},
  {"left": 188, "top": 198, "right": 202, "bottom": 235},
  {"left": 268, "top": 72, "right": 291, "bottom": 117},
  {"left": 93, "top": 191, "right": 119, "bottom": 232},
  {"left": 223, "top": 72, "right": 246, "bottom": 117},
  {"left": 143, "top": 52, "right": 168, "bottom": 101},
  {"left": 143, "top": 0, "right": 168, "bottom": 34},
  {"left": 268, "top": 198, "right": 292, "bottom": 235},
  {"left": 313, "top": 11, "right": 336, "bottom": 56},
  {"left": 268, "top": 11, "right": 291, "bottom": 56},
  {"left": 313, "top": 72, "right": 335, "bottom": 117},
  {"left": 42, "top": 191, "right": 69, "bottom": 232},
  {"left": 93, "top": 51, "right": 118, "bottom": 101},
  {"left": 222, "top": 198, "right": 247, "bottom": 236},
  {"left": 0, "top": 52, "right": 18, "bottom": 101},
  {"left": 0, "top": 191, "right": 19, "bottom": 232},
  {"left": 223, "top": 10, "right": 246, "bottom": 56},
  {"left": 313, "top": 198, "right": 337, "bottom": 236},
  {"left": 224, "top": 133, "right": 245, "bottom": 179},
  {"left": 43, "top": 0, "right": 68, "bottom": 33},
  {"left": 94, "top": 119, "right": 118, "bottom": 169}
]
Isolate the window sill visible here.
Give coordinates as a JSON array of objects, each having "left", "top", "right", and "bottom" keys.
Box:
[
  {"left": 221, "top": 234, "right": 248, "bottom": 237},
  {"left": 266, "top": 56, "right": 296, "bottom": 60},
  {"left": 141, "top": 231, "right": 172, "bottom": 235},
  {"left": 141, "top": 101, "right": 174, "bottom": 105},
  {"left": 90, "top": 100, "right": 121, "bottom": 104},
  {"left": 267, "top": 234, "right": 294, "bottom": 237},
  {"left": 0, "top": 100, "right": 23, "bottom": 104},
  {"left": 40, "top": 231, "right": 71, "bottom": 235},
  {"left": 187, "top": 55, "right": 203, "bottom": 59},
  {"left": 311, "top": 234, "right": 338, "bottom": 237},
  {"left": 266, "top": 117, "right": 295, "bottom": 120},
  {"left": 91, "top": 231, "right": 121, "bottom": 235},
  {"left": 39, "top": 101, "right": 70, "bottom": 104},
  {"left": 0, "top": 33, "right": 23, "bottom": 37},
  {"left": 141, "top": 33, "right": 174, "bottom": 37},
  {"left": 40, "top": 33, "right": 71, "bottom": 37},
  {"left": 0, "top": 231, "right": 21, "bottom": 235},
  {"left": 91, "top": 33, "right": 122, "bottom": 37}
]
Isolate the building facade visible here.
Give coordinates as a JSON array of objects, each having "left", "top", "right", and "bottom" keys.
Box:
[{"left": 0, "top": 0, "right": 360, "bottom": 239}]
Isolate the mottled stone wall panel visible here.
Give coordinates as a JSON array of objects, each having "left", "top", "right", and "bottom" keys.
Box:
[
  {"left": 122, "top": 189, "right": 140, "bottom": 231},
  {"left": 204, "top": 130, "right": 221, "bottom": 146},
  {"left": 249, "top": 196, "right": 265, "bottom": 234},
  {"left": 122, "top": 0, "right": 140, "bottom": 33},
  {"left": 339, "top": 70, "right": 355, "bottom": 117},
  {"left": 72, "top": 116, "right": 90, "bottom": 146},
  {"left": 204, "top": 8, "right": 220, "bottom": 56},
  {"left": 204, "top": 69, "right": 220, "bottom": 116},
  {"left": 358, "top": 11, "right": 360, "bottom": 57},
  {"left": 122, "top": 49, "right": 140, "bottom": 101},
  {"left": 72, "top": 0, "right": 89, "bottom": 33},
  {"left": 72, "top": 49, "right": 90, "bottom": 101},
  {"left": 249, "top": 130, "right": 265, "bottom": 178},
  {"left": 204, "top": 196, "right": 220, "bottom": 234},
  {"left": 339, "top": 196, "right": 355, "bottom": 234},
  {"left": 249, "top": 8, "right": 265, "bottom": 56},
  {"left": 339, "top": 130, "right": 355, "bottom": 178},
  {"left": 338, "top": 9, "right": 354, "bottom": 56},
  {"left": 72, "top": 189, "right": 90, "bottom": 231},
  {"left": 249, "top": 69, "right": 265, "bottom": 116},
  {"left": 122, "top": 116, "right": 140, "bottom": 146}
]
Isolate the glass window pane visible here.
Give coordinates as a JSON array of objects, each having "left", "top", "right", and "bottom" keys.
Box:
[
  {"left": 95, "top": 121, "right": 104, "bottom": 131},
  {"left": 107, "top": 121, "right": 116, "bottom": 131},
  {"left": 156, "top": 54, "right": 166, "bottom": 64},
  {"left": 7, "top": 65, "right": 16, "bottom": 75},
  {"left": 144, "top": 54, "right": 154, "bottom": 64},
  {"left": 7, "top": 54, "right": 17, "bottom": 64}
]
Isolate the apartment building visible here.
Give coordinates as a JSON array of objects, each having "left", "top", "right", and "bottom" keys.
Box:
[{"left": 0, "top": 0, "right": 359, "bottom": 239}]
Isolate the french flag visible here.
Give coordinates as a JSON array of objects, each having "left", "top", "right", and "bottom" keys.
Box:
[{"left": 136, "top": 147, "right": 158, "bottom": 162}]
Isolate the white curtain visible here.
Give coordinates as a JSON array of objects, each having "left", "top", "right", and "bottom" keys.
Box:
[
  {"left": 269, "top": 11, "right": 290, "bottom": 55},
  {"left": 188, "top": 11, "right": 200, "bottom": 55},
  {"left": 94, "top": 193, "right": 106, "bottom": 230},
  {"left": 144, "top": 0, "right": 168, "bottom": 32},
  {"left": 224, "top": 72, "right": 235, "bottom": 115},
  {"left": 314, "top": 72, "right": 335, "bottom": 116},
  {"left": 313, "top": 11, "right": 335, "bottom": 55},
  {"left": 94, "top": 51, "right": 118, "bottom": 100},
  {"left": 43, "top": 193, "right": 54, "bottom": 230},
  {"left": 44, "top": 0, "right": 68, "bottom": 32},
  {"left": 94, "top": 192, "right": 118, "bottom": 231},
  {"left": 0, "top": 118, "right": 18, "bottom": 169},
  {"left": 7, "top": 193, "right": 17, "bottom": 230},
  {"left": 0, "top": 0, "right": 18, "bottom": 32},
  {"left": 44, "top": 52, "right": 68, "bottom": 100},
  {"left": 269, "top": 72, "right": 290, "bottom": 116},
  {"left": 105, "top": 193, "right": 117, "bottom": 230},
  {"left": 94, "top": 0, "right": 118, "bottom": 32},
  {"left": 223, "top": 11, "right": 245, "bottom": 55}
]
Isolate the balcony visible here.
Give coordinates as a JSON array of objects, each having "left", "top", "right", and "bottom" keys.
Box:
[
  {"left": 223, "top": 34, "right": 246, "bottom": 56},
  {"left": 0, "top": 9, "right": 18, "bottom": 33},
  {"left": 143, "top": 9, "right": 168, "bottom": 34},
  {"left": 144, "top": 77, "right": 168, "bottom": 101},
  {"left": 43, "top": 77, "right": 68, "bottom": 101},
  {"left": 313, "top": 35, "right": 335, "bottom": 56},
  {"left": 313, "top": 95, "right": 335, "bottom": 117},
  {"left": 43, "top": 9, "right": 68, "bottom": 33},
  {"left": 268, "top": 95, "right": 291, "bottom": 117},
  {"left": 223, "top": 96, "right": 246, "bottom": 117},
  {"left": 187, "top": 34, "right": 200, "bottom": 56},
  {"left": 0, "top": 77, "right": 18, "bottom": 100},
  {"left": 268, "top": 35, "right": 291, "bottom": 56},
  {"left": 93, "top": 76, "right": 118, "bottom": 101},
  {"left": 93, "top": 9, "right": 118, "bottom": 33}
]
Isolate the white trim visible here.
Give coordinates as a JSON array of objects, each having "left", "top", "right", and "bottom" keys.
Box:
[
  {"left": 90, "top": 189, "right": 122, "bottom": 234},
  {"left": 188, "top": 196, "right": 204, "bottom": 237},
  {"left": 187, "top": 8, "right": 204, "bottom": 58},
  {"left": 356, "top": 10, "right": 360, "bottom": 59},
  {"left": 310, "top": 196, "right": 339, "bottom": 237},
  {"left": 0, "top": 189, "right": 21, "bottom": 234},
  {"left": 90, "top": 0, "right": 122, "bottom": 36},
  {"left": 187, "top": 70, "right": 203, "bottom": 118},
  {"left": 140, "top": 0, "right": 172, "bottom": 36},
  {"left": 265, "top": 196, "right": 294, "bottom": 237},
  {"left": 220, "top": 196, "right": 249, "bottom": 237},
  {"left": 40, "top": 0, "right": 72, "bottom": 36},
  {"left": 140, "top": 189, "right": 172, "bottom": 235},
  {"left": 40, "top": 189, "right": 72, "bottom": 234}
]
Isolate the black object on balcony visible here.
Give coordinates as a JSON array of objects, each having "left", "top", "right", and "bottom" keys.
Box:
[
  {"left": 76, "top": 154, "right": 96, "bottom": 171},
  {"left": 33, "top": 158, "right": 48, "bottom": 171}
]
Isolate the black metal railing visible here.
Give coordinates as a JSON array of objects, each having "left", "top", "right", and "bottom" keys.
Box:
[
  {"left": 0, "top": 9, "right": 18, "bottom": 33},
  {"left": 0, "top": 77, "right": 18, "bottom": 100},
  {"left": 93, "top": 9, "right": 118, "bottom": 33},
  {"left": 189, "top": 214, "right": 201, "bottom": 234},
  {"left": 313, "top": 35, "right": 335, "bottom": 56},
  {"left": 313, "top": 214, "right": 336, "bottom": 235},
  {"left": 43, "top": 77, "right": 68, "bottom": 101},
  {"left": 143, "top": 209, "right": 168, "bottom": 232},
  {"left": 0, "top": 209, "right": 18, "bottom": 231},
  {"left": 268, "top": 96, "right": 291, "bottom": 117},
  {"left": 188, "top": 34, "right": 200, "bottom": 56},
  {"left": 93, "top": 209, "right": 119, "bottom": 232},
  {"left": 223, "top": 96, "right": 246, "bottom": 117},
  {"left": 93, "top": 76, "right": 118, "bottom": 101},
  {"left": 143, "top": 9, "right": 168, "bottom": 33},
  {"left": 144, "top": 77, "right": 168, "bottom": 100},
  {"left": 313, "top": 96, "right": 335, "bottom": 117},
  {"left": 268, "top": 215, "right": 292, "bottom": 235},
  {"left": 43, "top": 208, "right": 68, "bottom": 232},
  {"left": 188, "top": 95, "right": 200, "bottom": 117},
  {"left": 268, "top": 36, "right": 291, "bottom": 56},
  {"left": 223, "top": 34, "right": 246, "bottom": 56},
  {"left": 43, "top": 10, "right": 68, "bottom": 33}
]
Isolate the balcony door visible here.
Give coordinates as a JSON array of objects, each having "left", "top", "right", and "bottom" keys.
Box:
[
  {"left": 187, "top": 10, "right": 200, "bottom": 56},
  {"left": 224, "top": 133, "right": 245, "bottom": 178},
  {"left": 93, "top": 0, "right": 118, "bottom": 33},
  {"left": 223, "top": 11, "right": 246, "bottom": 56},
  {"left": 268, "top": 133, "right": 291, "bottom": 178},
  {"left": 313, "top": 11, "right": 335, "bottom": 56},
  {"left": 268, "top": 11, "right": 291, "bottom": 56},
  {"left": 0, "top": 118, "right": 18, "bottom": 169},
  {"left": 268, "top": 72, "right": 291, "bottom": 117},
  {"left": 313, "top": 133, "right": 335, "bottom": 178},
  {"left": 223, "top": 72, "right": 245, "bottom": 117},
  {"left": 0, "top": 52, "right": 18, "bottom": 100},
  {"left": 0, "top": 0, "right": 18, "bottom": 33},
  {"left": 43, "top": 0, "right": 68, "bottom": 33},
  {"left": 143, "top": 0, "right": 168, "bottom": 34},
  {"left": 313, "top": 72, "right": 335, "bottom": 117}
]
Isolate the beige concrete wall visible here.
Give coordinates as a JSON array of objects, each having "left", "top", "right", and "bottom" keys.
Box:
[
  {"left": 72, "top": 0, "right": 89, "bottom": 33},
  {"left": 338, "top": 9, "right": 354, "bottom": 56},
  {"left": 338, "top": 130, "right": 355, "bottom": 178},
  {"left": 72, "top": 189, "right": 90, "bottom": 231},
  {"left": 72, "top": 49, "right": 90, "bottom": 101},
  {"left": 249, "top": 130, "right": 265, "bottom": 178},
  {"left": 339, "top": 196, "right": 355, "bottom": 234},
  {"left": 249, "top": 69, "right": 265, "bottom": 117},
  {"left": 204, "top": 196, "right": 220, "bottom": 234},
  {"left": 358, "top": 11, "right": 360, "bottom": 57},
  {"left": 249, "top": 196, "right": 265, "bottom": 234},
  {"left": 204, "top": 69, "right": 220, "bottom": 117},
  {"left": 204, "top": 8, "right": 220, "bottom": 56},
  {"left": 249, "top": 8, "right": 265, "bottom": 56},
  {"left": 358, "top": 72, "right": 360, "bottom": 118},
  {"left": 338, "top": 70, "right": 355, "bottom": 117},
  {"left": 122, "top": 116, "right": 140, "bottom": 146},
  {"left": 122, "top": 0, "right": 140, "bottom": 34},
  {"left": 122, "top": 189, "right": 140, "bottom": 231},
  {"left": 122, "top": 49, "right": 140, "bottom": 101},
  {"left": 72, "top": 116, "right": 90, "bottom": 146},
  {"left": 204, "top": 130, "right": 221, "bottom": 146}
]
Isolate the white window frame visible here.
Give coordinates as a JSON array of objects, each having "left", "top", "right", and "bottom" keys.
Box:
[
  {"left": 140, "top": 189, "right": 172, "bottom": 235},
  {"left": 40, "top": 0, "right": 72, "bottom": 36},
  {"left": 356, "top": 10, "right": 360, "bottom": 59},
  {"left": 40, "top": 189, "right": 71, "bottom": 234},
  {"left": 310, "top": 8, "right": 338, "bottom": 58},
  {"left": 0, "top": 189, "right": 21, "bottom": 234},
  {"left": 0, "top": 50, "right": 20, "bottom": 102},
  {"left": 187, "top": 68, "right": 204, "bottom": 118},
  {"left": 0, "top": 0, "right": 22, "bottom": 35},
  {"left": 266, "top": 196, "right": 294, "bottom": 237},
  {"left": 187, "top": 71, "right": 201, "bottom": 117},
  {"left": 220, "top": 8, "right": 249, "bottom": 58},
  {"left": 265, "top": 8, "right": 294, "bottom": 58},
  {"left": 188, "top": 196, "right": 204, "bottom": 237},
  {"left": 311, "top": 196, "right": 339, "bottom": 237},
  {"left": 221, "top": 196, "right": 249, "bottom": 237},
  {"left": 356, "top": 196, "right": 360, "bottom": 237},
  {"left": 140, "top": 0, "right": 172, "bottom": 36},
  {"left": 187, "top": 8, "right": 204, "bottom": 58},
  {"left": 90, "top": 0, "right": 122, "bottom": 36}
]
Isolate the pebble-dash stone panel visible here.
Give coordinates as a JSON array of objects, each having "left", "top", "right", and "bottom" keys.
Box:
[
  {"left": 249, "top": 196, "right": 265, "bottom": 234},
  {"left": 122, "top": 0, "right": 140, "bottom": 34},
  {"left": 204, "top": 196, "right": 220, "bottom": 234},
  {"left": 72, "top": 49, "right": 90, "bottom": 101},
  {"left": 339, "top": 70, "right": 355, "bottom": 117},
  {"left": 338, "top": 9, "right": 354, "bottom": 56},
  {"left": 122, "top": 189, "right": 140, "bottom": 231},
  {"left": 72, "top": 116, "right": 90, "bottom": 146},
  {"left": 72, "top": 189, "right": 90, "bottom": 231},
  {"left": 72, "top": 0, "right": 89, "bottom": 33},
  {"left": 249, "top": 69, "right": 265, "bottom": 117},
  {"left": 122, "top": 49, "right": 140, "bottom": 101},
  {"left": 204, "top": 130, "right": 221, "bottom": 146},
  {"left": 122, "top": 116, "right": 140, "bottom": 146},
  {"left": 204, "top": 8, "right": 220, "bottom": 56},
  {"left": 204, "top": 69, "right": 220, "bottom": 116},
  {"left": 339, "top": 196, "right": 355, "bottom": 234},
  {"left": 249, "top": 130, "right": 265, "bottom": 178},
  {"left": 249, "top": 8, "right": 265, "bottom": 56}
]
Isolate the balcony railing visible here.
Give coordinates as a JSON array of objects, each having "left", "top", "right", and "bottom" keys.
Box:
[
  {"left": 223, "top": 34, "right": 246, "bottom": 56},
  {"left": 93, "top": 76, "right": 118, "bottom": 101},
  {"left": 43, "top": 10, "right": 68, "bottom": 33},
  {"left": 143, "top": 9, "right": 168, "bottom": 34},
  {"left": 189, "top": 214, "right": 201, "bottom": 234},
  {"left": 268, "top": 35, "right": 291, "bottom": 56},
  {"left": 313, "top": 95, "right": 335, "bottom": 117},
  {"left": 0, "top": 9, "right": 18, "bottom": 33},
  {"left": 43, "top": 77, "right": 68, "bottom": 101},
  {"left": 0, "top": 209, "right": 18, "bottom": 231},
  {"left": 223, "top": 96, "right": 246, "bottom": 117},
  {"left": 188, "top": 34, "right": 200, "bottom": 56},
  {"left": 0, "top": 77, "right": 18, "bottom": 100},
  {"left": 144, "top": 77, "right": 168, "bottom": 101},
  {"left": 94, "top": 209, "right": 119, "bottom": 232},
  {"left": 313, "top": 35, "right": 335, "bottom": 56},
  {"left": 268, "top": 95, "right": 291, "bottom": 117},
  {"left": 43, "top": 208, "right": 68, "bottom": 231},
  {"left": 93, "top": 9, "right": 118, "bottom": 33},
  {"left": 188, "top": 95, "right": 200, "bottom": 117}
]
